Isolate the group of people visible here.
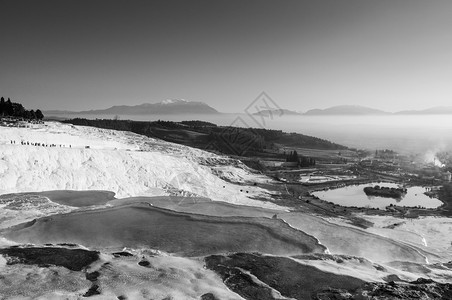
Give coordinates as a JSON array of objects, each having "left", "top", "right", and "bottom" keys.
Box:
[{"left": 9, "top": 140, "right": 72, "bottom": 148}]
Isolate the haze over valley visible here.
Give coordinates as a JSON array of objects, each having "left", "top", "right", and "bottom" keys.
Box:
[{"left": 46, "top": 107, "right": 452, "bottom": 155}]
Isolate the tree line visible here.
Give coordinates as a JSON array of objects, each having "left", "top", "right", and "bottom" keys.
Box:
[
  {"left": 0, "top": 97, "right": 44, "bottom": 120},
  {"left": 286, "top": 150, "right": 316, "bottom": 167}
]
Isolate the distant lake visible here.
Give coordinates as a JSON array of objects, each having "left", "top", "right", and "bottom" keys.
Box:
[
  {"left": 48, "top": 113, "right": 452, "bottom": 154},
  {"left": 312, "top": 182, "right": 443, "bottom": 209}
]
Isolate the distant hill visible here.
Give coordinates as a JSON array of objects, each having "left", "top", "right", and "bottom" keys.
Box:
[
  {"left": 304, "top": 104, "right": 452, "bottom": 115},
  {"left": 45, "top": 99, "right": 220, "bottom": 115},
  {"left": 44, "top": 110, "right": 76, "bottom": 115},
  {"left": 395, "top": 106, "right": 452, "bottom": 115},
  {"left": 253, "top": 108, "right": 302, "bottom": 117},
  {"left": 304, "top": 105, "right": 389, "bottom": 115}
]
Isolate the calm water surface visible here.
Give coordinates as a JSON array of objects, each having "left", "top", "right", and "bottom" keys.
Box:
[{"left": 312, "top": 182, "right": 443, "bottom": 209}]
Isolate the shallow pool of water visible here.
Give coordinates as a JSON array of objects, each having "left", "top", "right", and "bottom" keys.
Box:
[
  {"left": 312, "top": 182, "right": 443, "bottom": 209},
  {"left": 5, "top": 204, "right": 325, "bottom": 256}
]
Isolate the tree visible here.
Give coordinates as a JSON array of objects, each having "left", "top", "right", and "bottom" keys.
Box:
[
  {"left": 293, "top": 150, "right": 298, "bottom": 161},
  {"left": 12, "top": 103, "right": 25, "bottom": 117},
  {"left": 29, "top": 110, "right": 37, "bottom": 119},
  {"left": 286, "top": 150, "right": 301, "bottom": 163},
  {"left": 5, "top": 99, "right": 13, "bottom": 116},
  {"left": 36, "top": 109, "right": 44, "bottom": 120},
  {"left": 0, "top": 97, "right": 44, "bottom": 120},
  {"left": 0, "top": 97, "right": 4, "bottom": 116}
]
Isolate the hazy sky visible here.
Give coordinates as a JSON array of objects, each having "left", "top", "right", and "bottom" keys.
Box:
[{"left": 1, "top": 0, "right": 452, "bottom": 112}]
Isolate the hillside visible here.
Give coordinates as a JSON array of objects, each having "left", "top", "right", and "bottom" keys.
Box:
[
  {"left": 63, "top": 118, "right": 348, "bottom": 158},
  {"left": 0, "top": 122, "right": 278, "bottom": 208}
]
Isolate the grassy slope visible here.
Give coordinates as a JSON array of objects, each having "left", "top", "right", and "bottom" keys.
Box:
[{"left": 63, "top": 118, "right": 347, "bottom": 158}]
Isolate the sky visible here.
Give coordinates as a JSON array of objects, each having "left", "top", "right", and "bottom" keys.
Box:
[{"left": 1, "top": 0, "right": 452, "bottom": 113}]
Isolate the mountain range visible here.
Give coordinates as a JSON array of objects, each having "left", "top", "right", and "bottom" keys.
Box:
[
  {"left": 304, "top": 105, "right": 388, "bottom": 115},
  {"left": 45, "top": 99, "right": 219, "bottom": 115},
  {"left": 304, "top": 105, "right": 452, "bottom": 115},
  {"left": 252, "top": 108, "right": 302, "bottom": 116},
  {"left": 45, "top": 101, "right": 452, "bottom": 116},
  {"left": 395, "top": 106, "right": 452, "bottom": 115}
]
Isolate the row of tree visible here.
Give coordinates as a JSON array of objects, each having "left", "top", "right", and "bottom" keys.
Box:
[
  {"left": 285, "top": 150, "right": 316, "bottom": 167},
  {"left": 0, "top": 97, "right": 44, "bottom": 120}
]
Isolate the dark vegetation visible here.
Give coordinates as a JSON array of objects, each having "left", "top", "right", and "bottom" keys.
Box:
[
  {"left": 200, "top": 293, "right": 220, "bottom": 300},
  {"left": 85, "top": 270, "right": 101, "bottom": 281},
  {"left": 353, "top": 279, "right": 452, "bottom": 300},
  {"left": 438, "top": 182, "right": 452, "bottom": 217},
  {"left": 205, "top": 253, "right": 365, "bottom": 300},
  {"left": 206, "top": 253, "right": 452, "bottom": 300},
  {"left": 0, "top": 97, "right": 44, "bottom": 120},
  {"left": 314, "top": 279, "right": 452, "bottom": 300},
  {"left": 112, "top": 251, "right": 134, "bottom": 257},
  {"left": 84, "top": 270, "right": 102, "bottom": 297},
  {"left": 0, "top": 246, "right": 99, "bottom": 271},
  {"left": 286, "top": 150, "right": 316, "bottom": 167},
  {"left": 180, "top": 120, "right": 217, "bottom": 127},
  {"left": 63, "top": 118, "right": 346, "bottom": 157},
  {"left": 83, "top": 284, "right": 101, "bottom": 297},
  {"left": 375, "top": 149, "right": 398, "bottom": 158},
  {"left": 138, "top": 260, "right": 151, "bottom": 267},
  {"left": 363, "top": 185, "right": 407, "bottom": 199}
]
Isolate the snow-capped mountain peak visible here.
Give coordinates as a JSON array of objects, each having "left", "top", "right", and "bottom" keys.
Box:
[{"left": 160, "top": 99, "right": 190, "bottom": 105}]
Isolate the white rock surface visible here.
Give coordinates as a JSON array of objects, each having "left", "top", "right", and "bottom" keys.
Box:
[{"left": 0, "top": 122, "right": 281, "bottom": 209}]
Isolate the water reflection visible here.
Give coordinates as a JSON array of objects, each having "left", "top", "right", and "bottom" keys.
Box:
[{"left": 312, "top": 182, "right": 443, "bottom": 209}]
